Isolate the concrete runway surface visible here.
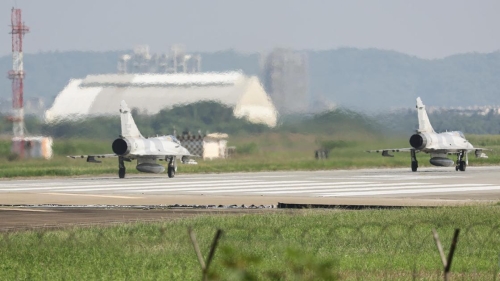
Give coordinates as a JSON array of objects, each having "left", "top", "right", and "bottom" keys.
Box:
[{"left": 1, "top": 166, "right": 499, "bottom": 206}]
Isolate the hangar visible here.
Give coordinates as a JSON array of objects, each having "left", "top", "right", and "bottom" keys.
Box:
[{"left": 45, "top": 71, "right": 278, "bottom": 127}]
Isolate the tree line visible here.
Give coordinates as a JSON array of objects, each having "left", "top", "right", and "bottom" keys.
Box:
[{"left": 0, "top": 102, "right": 498, "bottom": 141}]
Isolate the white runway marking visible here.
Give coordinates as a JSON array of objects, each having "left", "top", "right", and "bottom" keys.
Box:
[
  {"left": 0, "top": 180, "right": 255, "bottom": 188},
  {"left": 190, "top": 182, "right": 429, "bottom": 193},
  {"left": 0, "top": 208, "right": 60, "bottom": 212},
  {"left": 255, "top": 184, "right": 491, "bottom": 195},
  {"left": 42, "top": 193, "right": 144, "bottom": 199},
  {"left": 320, "top": 185, "right": 500, "bottom": 197},
  {"left": 36, "top": 180, "right": 318, "bottom": 193}
]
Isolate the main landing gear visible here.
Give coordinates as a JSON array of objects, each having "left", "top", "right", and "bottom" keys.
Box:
[
  {"left": 455, "top": 150, "right": 466, "bottom": 172},
  {"left": 118, "top": 156, "right": 126, "bottom": 178},
  {"left": 411, "top": 149, "right": 418, "bottom": 172},
  {"left": 167, "top": 157, "right": 177, "bottom": 178}
]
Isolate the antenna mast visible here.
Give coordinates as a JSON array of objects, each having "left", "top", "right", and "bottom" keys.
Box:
[{"left": 8, "top": 7, "right": 29, "bottom": 138}]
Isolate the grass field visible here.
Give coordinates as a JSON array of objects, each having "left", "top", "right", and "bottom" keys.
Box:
[
  {"left": 1, "top": 206, "right": 499, "bottom": 280},
  {"left": 0, "top": 133, "right": 498, "bottom": 178}
]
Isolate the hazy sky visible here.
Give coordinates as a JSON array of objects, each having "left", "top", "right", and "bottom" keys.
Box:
[{"left": 0, "top": 0, "right": 499, "bottom": 59}]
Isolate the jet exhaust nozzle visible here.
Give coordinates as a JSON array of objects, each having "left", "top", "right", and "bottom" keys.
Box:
[
  {"left": 409, "top": 134, "right": 427, "bottom": 150},
  {"left": 112, "top": 138, "right": 131, "bottom": 156}
]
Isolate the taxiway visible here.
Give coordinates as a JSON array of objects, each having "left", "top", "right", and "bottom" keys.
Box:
[{"left": 0, "top": 166, "right": 499, "bottom": 206}]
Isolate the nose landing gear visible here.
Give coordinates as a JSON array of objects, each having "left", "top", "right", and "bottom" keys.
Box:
[
  {"left": 167, "top": 157, "right": 177, "bottom": 178},
  {"left": 118, "top": 156, "right": 126, "bottom": 178},
  {"left": 456, "top": 150, "right": 466, "bottom": 172},
  {"left": 411, "top": 149, "right": 418, "bottom": 172}
]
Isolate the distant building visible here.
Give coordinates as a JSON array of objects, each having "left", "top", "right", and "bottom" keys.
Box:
[
  {"left": 118, "top": 44, "right": 201, "bottom": 74},
  {"left": 0, "top": 96, "right": 47, "bottom": 117},
  {"left": 24, "top": 97, "right": 47, "bottom": 117},
  {"left": 11, "top": 136, "right": 53, "bottom": 160},
  {"left": 45, "top": 71, "right": 278, "bottom": 127},
  {"left": 202, "top": 133, "right": 229, "bottom": 159},
  {"left": 261, "top": 48, "right": 309, "bottom": 115},
  {"left": 389, "top": 105, "right": 500, "bottom": 116},
  {"left": 177, "top": 133, "right": 228, "bottom": 160}
]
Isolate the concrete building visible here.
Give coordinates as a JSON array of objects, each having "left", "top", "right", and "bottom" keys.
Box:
[
  {"left": 11, "top": 136, "right": 53, "bottom": 160},
  {"left": 261, "top": 48, "right": 309, "bottom": 115},
  {"left": 176, "top": 133, "right": 228, "bottom": 160},
  {"left": 45, "top": 71, "right": 278, "bottom": 127}
]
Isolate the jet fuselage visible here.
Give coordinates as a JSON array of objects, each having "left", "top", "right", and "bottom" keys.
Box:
[
  {"left": 409, "top": 131, "right": 473, "bottom": 153},
  {"left": 112, "top": 136, "right": 190, "bottom": 159}
]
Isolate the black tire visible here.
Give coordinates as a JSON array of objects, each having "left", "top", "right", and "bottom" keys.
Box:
[
  {"left": 459, "top": 161, "right": 466, "bottom": 172},
  {"left": 411, "top": 161, "right": 418, "bottom": 172},
  {"left": 167, "top": 166, "right": 175, "bottom": 178},
  {"left": 119, "top": 168, "right": 126, "bottom": 178}
]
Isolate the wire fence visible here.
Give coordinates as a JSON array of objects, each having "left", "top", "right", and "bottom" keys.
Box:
[{"left": 1, "top": 222, "right": 500, "bottom": 280}]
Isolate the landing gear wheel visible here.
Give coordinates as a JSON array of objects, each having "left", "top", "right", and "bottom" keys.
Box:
[
  {"left": 459, "top": 161, "right": 466, "bottom": 172},
  {"left": 119, "top": 168, "right": 126, "bottom": 178},
  {"left": 456, "top": 150, "right": 466, "bottom": 172},
  {"left": 118, "top": 156, "right": 126, "bottom": 178},
  {"left": 411, "top": 161, "right": 418, "bottom": 172},
  {"left": 410, "top": 149, "right": 418, "bottom": 172},
  {"left": 167, "top": 166, "right": 175, "bottom": 178},
  {"left": 167, "top": 157, "right": 176, "bottom": 178}
]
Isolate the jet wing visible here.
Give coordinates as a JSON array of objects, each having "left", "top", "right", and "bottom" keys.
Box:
[
  {"left": 421, "top": 147, "right": 490, "bottom": 155},
  {"left": 366, "top": 148, "right": 415, "bottom": 157},
  {"left": 471, "top": 148, "right": 489, "bottom": 158},
  {"left": 134, "top": 153, "right": 201, "bottom": 158},
  {"left": 67, "top": 154, "right": 118, "bottom": 163}
]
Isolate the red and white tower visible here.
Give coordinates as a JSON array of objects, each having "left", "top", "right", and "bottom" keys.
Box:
[
  {"left": 8, "top": 7, "right": 29, "bottom": 138},
  {"left": 6, "top": 7, "right": 53, "bottom": 160}
]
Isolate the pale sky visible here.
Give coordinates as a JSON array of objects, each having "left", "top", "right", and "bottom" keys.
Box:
[{"left": 0, "top": 0, "right": 499, "bottom": 59}]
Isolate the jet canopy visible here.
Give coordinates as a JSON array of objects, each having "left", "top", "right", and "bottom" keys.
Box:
[
  {"left": 167, "top": 135, "right": 180, "bottom": 144},
  {"left": 448, "top": 131, "right": 465, "bottom": 139}
]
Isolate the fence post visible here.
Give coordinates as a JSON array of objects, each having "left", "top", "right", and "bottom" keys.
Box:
[
  {"left": 188, "top": 228, "right": 223, "bottom": 281},
  {"left": 432, "top": 228, "right": 460, "bottom": 281},
  {"left": 495, "top": 253, "right": 500, "bottom": 281}
]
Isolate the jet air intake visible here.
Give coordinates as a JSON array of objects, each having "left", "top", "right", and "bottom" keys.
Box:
[
  {"left": 112, "top": 138, "right": 131, "bottom": 156},
  {"left": 409, "top": 134, "right": 427, "bottom": 150}
]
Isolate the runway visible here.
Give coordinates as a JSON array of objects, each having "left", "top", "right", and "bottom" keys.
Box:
[{"left": 1, "top": 166, "right": 499, "bottom": 206}]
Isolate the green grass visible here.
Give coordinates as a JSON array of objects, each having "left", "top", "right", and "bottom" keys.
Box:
[
  {"left": 0, "top": 133, "right": 498, "bottom": 178},
  {"left": 1, "top": 206, "right": 500, "bottom": 280}
]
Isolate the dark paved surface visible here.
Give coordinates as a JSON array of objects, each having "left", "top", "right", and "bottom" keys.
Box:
[{"left": 0, "top": 207, "right": 274, "bottom": 232}]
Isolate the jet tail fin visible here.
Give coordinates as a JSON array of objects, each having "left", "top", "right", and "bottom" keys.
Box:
[
  {"left": 416, "top": 97, "right": 435, "bottom": 133},
  {"left": 120, "top": 100, "right": 143, "bottom": 138}
]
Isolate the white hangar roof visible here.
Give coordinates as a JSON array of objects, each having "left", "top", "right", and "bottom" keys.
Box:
[{"left": 45, "top": 71, "right": 278, "bottom": 127}]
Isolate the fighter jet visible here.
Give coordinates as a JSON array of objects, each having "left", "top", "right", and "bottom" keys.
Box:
[
  {"left": 68, "top": 100, "right": 197, "bottom": 178},
  {"left": 367, "top": 97, "right": 488, "bottom": 172}
]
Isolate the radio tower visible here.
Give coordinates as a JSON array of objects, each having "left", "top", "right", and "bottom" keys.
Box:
[{"left": 8, "top": 7, "right": 29, "bottom": 138}]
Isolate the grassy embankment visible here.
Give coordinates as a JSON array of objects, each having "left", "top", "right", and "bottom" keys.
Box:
[
  {"left": 1, "top": 206, "right": 499, "bottom": 280},
  {"left": 0, "top": 133, "right": 498, "bottom": 178}
]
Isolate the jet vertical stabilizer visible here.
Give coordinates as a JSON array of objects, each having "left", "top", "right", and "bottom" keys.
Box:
[
  {"left": 120, "top": 100, "right": 143, "bottom": 138},
  {"left": 416, "top": 97, "right": 435, "bottom": 133}
]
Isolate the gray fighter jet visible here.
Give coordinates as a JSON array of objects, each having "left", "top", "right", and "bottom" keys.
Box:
[
  {"left": 367, "top": 97, "right": 488, "bottom": 172},
  {"left": 68, "top": 100, "right": 197, "bottom": 178}
]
